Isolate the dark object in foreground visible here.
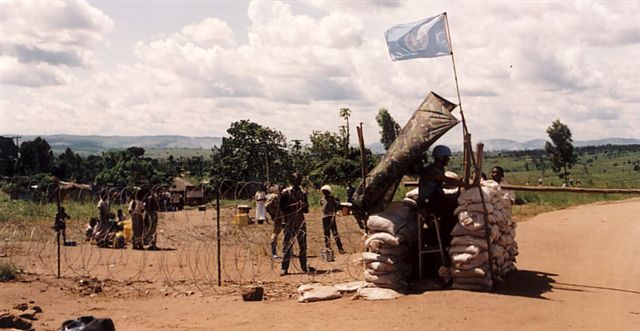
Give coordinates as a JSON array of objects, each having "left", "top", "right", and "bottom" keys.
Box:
[
  {"left": 59, "top": 316, "right": 115, "bottom": 331},
  {"left": 242, "top": 286, "right": 264, "bottom": 301}
]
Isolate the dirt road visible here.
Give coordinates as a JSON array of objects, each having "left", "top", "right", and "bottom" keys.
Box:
[{"left": 2, "top": 198, "right": 639, "bottom": 330}]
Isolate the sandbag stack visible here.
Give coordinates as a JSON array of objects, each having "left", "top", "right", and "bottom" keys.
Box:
[
  {"left": 449, "top": 180, "right": 518, "bottom": 290},
  {"left": 489, "top": 184, "right": 518, "bottom": 280},
  {"left": 362, "top": 200, "right": 418, "bottom": 292}
]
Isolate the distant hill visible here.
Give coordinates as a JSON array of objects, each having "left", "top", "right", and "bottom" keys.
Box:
[
  {"left": 20, "top": 134, "right": 222, "bottom": 155},
  {"left": 11, "top": 134, "right": 640, "bottom": 156},
  {"left": 367, "top": 138, "right": 640, "bottom": 154}
]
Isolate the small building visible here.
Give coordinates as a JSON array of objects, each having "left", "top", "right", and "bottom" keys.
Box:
[{"left": 170, "top": 177, "right": 205, "bottom": 207}]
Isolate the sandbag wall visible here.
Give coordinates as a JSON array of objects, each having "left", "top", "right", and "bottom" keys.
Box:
[
  {"left": 450, "top": 180, "right": 518, "bottom": 290},
  {"left": 362, "top": 200, "right": 418, "bottom": 292}
]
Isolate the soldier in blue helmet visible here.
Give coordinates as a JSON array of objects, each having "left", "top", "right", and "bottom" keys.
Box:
[{"left": 418, "top": 145, "right": 464, "bottom": 246}]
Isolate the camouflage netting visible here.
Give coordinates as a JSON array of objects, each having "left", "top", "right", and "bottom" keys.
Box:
[{"left": 352, "top": 91, "right": 459, "bottom": 223}]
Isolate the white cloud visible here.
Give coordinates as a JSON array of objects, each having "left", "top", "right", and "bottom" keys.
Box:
[
  {"left": 1, "top": 0, "right": 113, "bottom": 87},
  {"left": 2, "top": 0, "right": 639, "bottom": 144}
]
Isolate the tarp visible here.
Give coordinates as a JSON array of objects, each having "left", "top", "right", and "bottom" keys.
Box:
[{"left": 352, "top": 91, "right": 459, "bottom": 224}]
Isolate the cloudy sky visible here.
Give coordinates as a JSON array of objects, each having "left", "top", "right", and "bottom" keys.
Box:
[{"left": 1, "top": 0, "right": 638, "bottom": 147}]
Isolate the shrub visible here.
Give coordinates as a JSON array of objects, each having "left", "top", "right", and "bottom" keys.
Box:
[{"left": 0, "top": 262, "right": 21, "bottom": 281}]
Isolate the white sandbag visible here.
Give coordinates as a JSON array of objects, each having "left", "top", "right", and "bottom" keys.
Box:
[
  {"left": 297, "top": 284, "right": 342, "bottom": 303},
  {"left": 334, "top": 281, "right": 367, "bottom": 293},
  {"left": 450, "top": 222, "right": 485, "bottom": 238},
  {"left": 405, "top": 187, "right": 419, "bottom": 200},
  {"left": 454, "top": 203, "right": 493, "bottom": 215},
  {"left": 451, "top": 236, "right": 488, "bottom": 250},
  {"left": 365, "top": 232, "right": 401, "bottom": 248},
  {"left": 362, "top": 252, "right": 395, "bottom": 265},
  {"left": 449, "top": 244, "right": 482, "bottom": 256},
  {"left": 451, "top": 265, "right": 488, "bottom": 278},
  {"left": 366, "top": 239, "right": 383, "bottom": 251},
  {"left": 363, "top": 270, "right": 407, "bottom": 289},
  {"left": 454, "top": 252, "right": 489, "bottom": 270},
  {"left": 458, "top": 211, "right": 486, "bottom": 231},
  {"left": 356, "top": 287, "right": 403, "bottom": 300},
  {"left": 366, "top": 214, "right": 406, "bottom": 236},
  {"left": 451, "top": 252, "right": 479, "bottom": 265},
  {"left": 367, "top": 261, "right": 394, "bottom": 273}
]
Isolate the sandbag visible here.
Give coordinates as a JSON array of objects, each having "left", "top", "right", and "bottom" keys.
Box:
[
  {"left": 457, "top": 211, "right": 485, "bottom": 231},
  {"left": 453, "top": 252, "right": 489, "bottom": 270},
  {"left": 405, "top": 188, "right": 419, "bottom": 200},
  {"left": 363, "top": 270, "right": 407, "bottom": 289},
  {"left": 362, "top": 252, "right": 395, "bottom": 265},
  {"left": 451, "top": 236, "right": 488, "bottom": 250},
  {"left": 356, "top": 287, "right": 403, "bottom": 300},
  {"left": 448, "top": 244, "right": 482, "bottom": 256},
  {"left": 452, "top": 273, "right": 492, "bottom": 288},
  {"left": 457, "top": 186, "right": 493, "bottom": 205},
  {"left": 365, "top": 232, "right": 401, "bottom": 248},
  {"left": 454, "top": 203, "right": 493, "bottom": 215},
  {"left": 450, "top": 222, "right": 485, "bottom": 237},
  {"left": 334, "top": 281, "right": 367, "bottom": 293},
  {"left": 451, "top": 265, "right": 488, "bottom": 278},
  {"left": 366, "top": 215, "right": 407, "bottom": 236},
  {"left": 367, "top": 261, "right": 395, "bottom": 273},
  {"left": 297, "top": 284, "right": 342, "bottom": 303}
]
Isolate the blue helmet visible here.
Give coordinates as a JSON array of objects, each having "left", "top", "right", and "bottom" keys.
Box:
[{"left": 432, "top": 145, "right": 452, "bottom": 158}]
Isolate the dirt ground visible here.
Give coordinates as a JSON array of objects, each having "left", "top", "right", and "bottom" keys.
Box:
[{"left": 2, "top": 198, "right": 640, "bottom": 330}]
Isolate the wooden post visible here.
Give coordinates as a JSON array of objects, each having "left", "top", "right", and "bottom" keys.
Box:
[
  {"left": 357, "top": 123, "right": 367, "bottom": 189},
  {"left": 463, "top": 133, "right": 472, "bottom": 185},
  {"left": 55, "top": 178, "right": 61, "bottom": 279},
  {"left": 216, "top": 193, "right": 221, "bottom": 287},
  {"left": 474, "top": 143, "right": 484, "bottom": 185}
]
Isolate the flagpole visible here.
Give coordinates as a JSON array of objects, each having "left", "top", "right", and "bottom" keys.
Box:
[{"left": 443, "top": 12, "right": 469, "bottom": 136}]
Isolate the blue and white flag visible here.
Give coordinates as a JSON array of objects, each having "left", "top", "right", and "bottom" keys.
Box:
[{"left": 385, "top": 14, "right": 451, "bottom": 61}]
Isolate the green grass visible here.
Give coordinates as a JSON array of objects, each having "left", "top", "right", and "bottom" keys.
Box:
[{"left": 0, "top": 192, "right": 125, "bottom": 223}]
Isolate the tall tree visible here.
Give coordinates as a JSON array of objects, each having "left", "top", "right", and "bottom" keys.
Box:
[
  {"left": 0, "top": 137, "right": 19, "bottom": 176},
  {"left": 544, "top": 119, "right": 577, "bottom": 185},
  {"left": 339, "top": 108, "right": 352, "bottom": 156},
  {"left": 210, "top": 120, "right": 289, "bottom": 183},
  {"left": 375, "top": 108, "right": 401, "bottom": 150},
  {"left": 19, "top": 137, "right": 53, "bottom": 175}
]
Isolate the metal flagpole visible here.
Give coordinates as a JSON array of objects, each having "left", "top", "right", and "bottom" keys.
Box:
[{"left": 443, "top": 12, "right": 469, "bottom": 136}]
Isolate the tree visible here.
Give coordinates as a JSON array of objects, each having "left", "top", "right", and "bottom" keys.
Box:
[
  {"left": 210, "top": 120, "right": 289, "bottom": 183},
  {"left": 339, "top": 108, "right": 352, "bottom": 156},
  {"left": 56, "top": 147, "right": 82, "bottom": 181},
  {"left": 544, "top": 119, "right": 577, "bottom": 186},
  {"left": 375, "top": 108, "right": 401, "bottom": 151},
  {"left": 19, "top": 137, "right": 53, "bottom": 175},
  {"left": 0, "top": 137, "right": 19, "bottom": 176}
]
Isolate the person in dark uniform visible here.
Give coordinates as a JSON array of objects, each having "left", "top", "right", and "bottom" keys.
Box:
[
  {"left": 418, "top": 145, "right": 464, "bottom": 246},
  {"left": 279, "top": 173, "right": 313, "bottom": 276}
]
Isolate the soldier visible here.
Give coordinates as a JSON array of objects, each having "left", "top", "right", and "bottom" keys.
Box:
[
  {"left": 279, "top": 173, "right": 313, "bottom": 276},
  {"left": 320, "top": 185, "right": 345, "bottom": 255},
  {"left": 418, "top": 145, "right": 464, "bottom": 245}
]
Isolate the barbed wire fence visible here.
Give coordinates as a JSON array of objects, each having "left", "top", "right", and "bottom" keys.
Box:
[{"left": 0, "top": 178, "right": 367, "bottom": 299}]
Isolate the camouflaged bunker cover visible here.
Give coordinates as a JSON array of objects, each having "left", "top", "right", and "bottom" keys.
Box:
[{"left": 352, "top": 92, "right": 459, "bottom": 223}]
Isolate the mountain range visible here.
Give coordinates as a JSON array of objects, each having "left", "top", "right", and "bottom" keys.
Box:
[{"left": 15, "top": 134, "right": 640, "bottom": 155}]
